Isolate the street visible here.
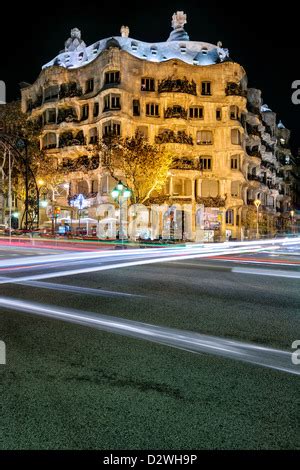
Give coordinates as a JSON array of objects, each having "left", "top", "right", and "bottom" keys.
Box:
[{"left": 0, "top": 239, "right": 299, "bottom": 449}]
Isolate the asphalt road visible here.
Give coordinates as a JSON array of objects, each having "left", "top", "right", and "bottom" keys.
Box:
[{"left": 0, "top": 241, "right": 299, "bottom": 449}]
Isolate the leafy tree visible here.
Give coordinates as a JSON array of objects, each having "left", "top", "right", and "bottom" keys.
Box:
[
  {"left": 0, "top": 101, "right": 62, "bottom": 195},
  {"left": 102, "top": 133, "right": 173, "bottom": 204},
  {"left": 242, "top": 205, "right": 276, "bottom": 235}
]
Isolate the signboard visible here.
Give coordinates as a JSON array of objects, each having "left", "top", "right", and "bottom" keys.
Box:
[{"left": 203, "top": 208, "right": 221, "bottom": 230}]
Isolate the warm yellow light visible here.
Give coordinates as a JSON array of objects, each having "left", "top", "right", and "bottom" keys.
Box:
[
  {"left": 37, "top": 179, "right": 45, "bottom": 186},
  {"left": 290, "top": 210, "right": 295, "bottom": 217},
  {"left": 254, "top": 199, "right": 261, "bottom": 208}
]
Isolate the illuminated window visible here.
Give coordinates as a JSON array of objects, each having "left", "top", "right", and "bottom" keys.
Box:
[
  {"left": 197, "top": 130, "right": 213, "bottom": 145},
  {"left": 231, "top": 181, "right": 240, "bottom": 197},
  {"left": 173, "top": 178, "right": 182, "bottom": 195},
  {"left": 202, "top": 180, "right": 218, "bottom": 197},
  {"left": 231, "top": 129, "right": 241, "bottom": 145}
]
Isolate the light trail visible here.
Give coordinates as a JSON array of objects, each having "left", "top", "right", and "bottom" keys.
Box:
[
  {"left": 0, "top": 237, "right": 294, "bottom": 269},
  {"left": 0, "top": 296, "right": 298, "bottom": 376},
  {"left": 0, "top": 246, "right": 276, "bottom": 284},
  {"left": 232, "top": 267, "right": 300, "bottom": 279},
  {"left": 210, "top": 256, "right": 300, "bottom": 266},
  {"left": 0, "top": 278, "right": 144, "bottom": 298}
]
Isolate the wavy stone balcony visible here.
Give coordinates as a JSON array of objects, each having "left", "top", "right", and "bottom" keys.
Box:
[
  {"left": 225, "top": 82, "right": 247, "bottom": 97},
  {"left": 60, "top": 155, "right": 99, "bottom": 172},
  {"left": 28, "top": 82, "right": 83, "bottom": 112},
  {"left": 155, "top": 129, "right": 193, "bottom": 145},
  {"left": 171, "top": 158, "right": 198, "bottom": 170},
  {"left": 158, "top": 78, "right": 197, "bottom": 96},
  {"left": 59, "top": 130, "right": 85, "bottom": 148},
  {"left": 164, "top": 106, "right": 187, "bottom": 120},
  {"left": 196, "top": 196, "right": 226, "bottom": 207}
]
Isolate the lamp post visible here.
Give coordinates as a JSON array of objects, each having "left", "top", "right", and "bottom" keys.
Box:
[
  {"left": 290, "top": 210, "right": 295, "bottom": 234},
  {"left": 37, "top": 179, "right": 48, "bottom": 229},
  {"left": 111, "top": 181, "right": 131, "bottom": 244},
  {"left": 8, "top": 148, "right": 11, "bottom": 243},
  {"left": 254, "top": 199, "right": 261, "bottom": 239}
]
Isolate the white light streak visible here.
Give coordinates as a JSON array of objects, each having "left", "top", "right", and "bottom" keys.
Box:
[{"left": 0, "top": 297, "right": 298, "bottom": 376}]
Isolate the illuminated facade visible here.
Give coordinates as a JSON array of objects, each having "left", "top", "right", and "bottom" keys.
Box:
[{"left": 20, "top": 11, "right": 297, "bottom": 239}]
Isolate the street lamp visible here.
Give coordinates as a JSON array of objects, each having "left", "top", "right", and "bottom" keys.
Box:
[
  {"left": 290, "top": 210, "right": 295, "bottom": 234},
  {"left": 37, "top": 179, "right": 48, "bottom": 228},
  {"left": 254, "top": 199, "right": 261, "bottom": 239},
  {"left": 111, "top": 180, "right": 131, "bottom": 243}
]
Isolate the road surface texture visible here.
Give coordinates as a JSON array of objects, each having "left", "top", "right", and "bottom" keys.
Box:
[{"left": 0, "top": 239, "right": 299, "bottom": 449}]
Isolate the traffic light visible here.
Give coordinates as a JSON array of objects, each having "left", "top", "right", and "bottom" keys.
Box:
[{"left": 54, "top": 206, "right": 61, "bottom": 218}]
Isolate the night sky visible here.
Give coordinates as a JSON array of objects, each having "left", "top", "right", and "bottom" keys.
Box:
[{"left": 2, "top": 0, "right": 299, "bottom": 151}]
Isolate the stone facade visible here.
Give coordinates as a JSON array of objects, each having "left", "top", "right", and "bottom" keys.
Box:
[{"left": 20, "top": 12, "right": 297, "bottom": 239}]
